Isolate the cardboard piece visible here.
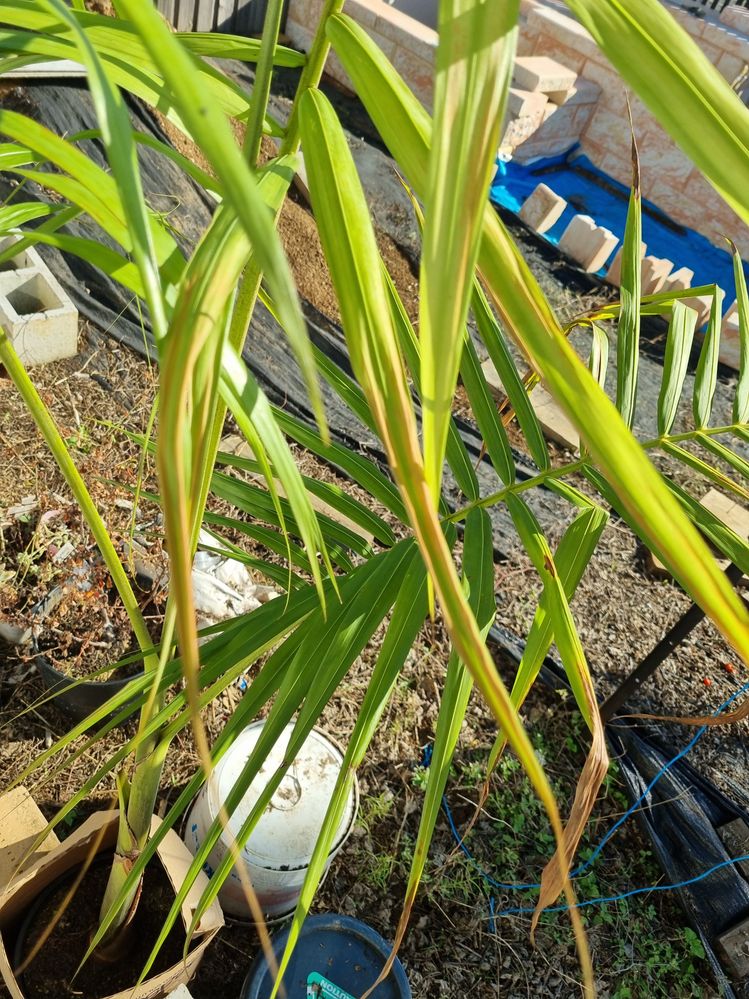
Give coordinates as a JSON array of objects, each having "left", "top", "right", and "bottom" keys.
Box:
[
  {"left": 0, "top": 811, "right": 223, "bottom": 999},
  {"left": 0, "top": 789, "right": 60, "bottom": 890}
]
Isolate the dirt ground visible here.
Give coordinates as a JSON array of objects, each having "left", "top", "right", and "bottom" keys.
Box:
[{"left": 1, "top": 78, "right": 745, "bottom": 999}]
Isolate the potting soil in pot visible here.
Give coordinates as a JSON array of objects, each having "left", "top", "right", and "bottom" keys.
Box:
[
  {"left": 36, "top": 564, "right": 164, "bottom": 684},
  {"left": 16, "top": 859, "right": 188, "bottom": 999}
]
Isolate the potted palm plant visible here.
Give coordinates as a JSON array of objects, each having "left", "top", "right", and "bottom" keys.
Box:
[{"left": 1, "top": 0, "right": 749, "bottom": 996}]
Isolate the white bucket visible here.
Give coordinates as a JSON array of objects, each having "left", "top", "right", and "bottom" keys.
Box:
[{"left": 183, "top": 721, "right": 359, "bottom": 920}]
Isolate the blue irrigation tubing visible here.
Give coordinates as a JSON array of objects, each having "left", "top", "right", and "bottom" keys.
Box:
[{"left": 424, "top": 676, "right": 749, "bottom": 914}]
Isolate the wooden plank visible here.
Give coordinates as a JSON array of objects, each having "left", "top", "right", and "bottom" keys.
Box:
[
  {"left": 648, "top": 488, "right": 749, "bottom": 576},
  {"left": 156, "top": 0, "right": 178, "bottom": 27},
  {"left": 214, "top": 0, "right": 238, "bottom": 32},
  {"left": 195, "top": 0, "right": 217, "bottom": 31},
  {"left": 175, "top": 0, "right": 197, "bottom": 31},
  {"left": 234, "top": 0, "right": 270, "bottom": 35}
]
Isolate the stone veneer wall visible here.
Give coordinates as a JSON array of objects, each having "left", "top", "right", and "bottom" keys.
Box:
[
  {"left": 285, "top": 0, "right": 437, "bottom": 110},
  {"left": 285, "top": 0, "right": 749, "bottom": 257},
  {"left": 518, "top": 1, "right": 749, "bottom": 257}
]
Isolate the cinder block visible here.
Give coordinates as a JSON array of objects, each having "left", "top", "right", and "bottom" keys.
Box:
[
  {"left": 507, "top": 86, "right": 548, "bottom": 118},
  {"left": 519, "top": 183, "right": 568, "bottom": 235},
  {"left": 558, "top": 214, "right": 619, "bottom": 273},
  {"left": 513, "top": 55, "right": 577, "bottom": 94},
  {"left": 717, "top": 915, "right": 749, "bottom": 982},
  {"left": 718, "top": 818, "right": 749, "bottom": 880},
  {"left": 661, "top": 266, "right": 695, "bottom": 293},
  {"left": 605, "top": 241, "right": 647, "bottom": 287},
  {"left": 641, "top": 255, "right": 674, "bottom": 294},
  {"left": 0, "top": 237, "right": 77, "bottom": 367}
]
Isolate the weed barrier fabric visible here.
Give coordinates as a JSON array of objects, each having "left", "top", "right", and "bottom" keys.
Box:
[{"left": 491, "top": 622, "right": 749, "bottom": 998}]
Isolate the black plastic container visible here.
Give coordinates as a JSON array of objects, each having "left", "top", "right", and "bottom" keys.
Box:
[
  {"left": 241, "top": 913, "right": 411, "bottom": 999},
  {"left": 35, "top": 653, "right": 142, "bottom": 726}
]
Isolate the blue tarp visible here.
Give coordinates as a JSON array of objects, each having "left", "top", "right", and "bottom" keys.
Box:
[{"left": 490, "top": 149, "right": 745, "bottom": 292}]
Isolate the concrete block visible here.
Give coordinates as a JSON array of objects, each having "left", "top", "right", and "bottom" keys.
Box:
[
  {"left": 558, "top": 214, "right": 619, "bottom": 272},
  {"left": 513, "top": 55, "right": 577, "bottom": 94},
  {"left": 718, "top": 915, "right": 749, "bottom": 981},
  {"left": 547, "top": 77, "right": 601, "bottom": 107},
  {"left": 547, "top": 84, "right": 577, "bottom": 106},
  {"left": 718, "top": 818, "right": 749, "bottom": 880},
  {"left": 501, "top": 108, "right": 546, "bottom": 148},
  {"left": 721, "top": 309, "right": 741, "bottom": 370},
  {"left": 661, "top": 266, "right": 695, "bottom": 293},
  {"left": 519, "top": 183, "right": 568, "bottom": 235},
  {"left": 605, "top": 242, "right": 647, "bottom": 287},
  {"left": 507, "top": 86, "right": 548, "bottom": 118},
  {"left": 641, "top": 255, "right": 674, "bottom": 294},
  {"left": 0, "top": 237, "right": 77, "bottom": 367}
]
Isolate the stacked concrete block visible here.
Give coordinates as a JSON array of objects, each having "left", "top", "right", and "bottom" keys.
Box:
[
  {"left": 641, "top": 256, "right": 674, "bottom": 294},
  {"left": 661, "top": 266, "right": 695, "bottom": 293},
  {"left": 512, "top": 77, "right": 601, "bottom": 162},
  {"left": 513, "top": 56, "right": 577, "bottom": 93},
  {"left": 605, "top": 241, "right": 647, "bottom": 287},
  {"left": 0, "top": 237, "right": 78, "bottom": 366},
  {"left": 518, "top": 183, "right": 567, "bottom": 234},
  {"left": 501, "top": 107, "right": 547, "bottom": 151},
  {"left": 507, "top": 87, "right": 548, "bottom": 118},
  {"left": 559, "top": 214, "right": 619, "bottom": 273}
]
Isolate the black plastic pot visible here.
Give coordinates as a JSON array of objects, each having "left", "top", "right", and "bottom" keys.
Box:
[
  {"left": 35, "top": 653, "right": 143, "bottom": 726},
  {"left": 242, "top": 913, "right": 412, "bottom": 999}
]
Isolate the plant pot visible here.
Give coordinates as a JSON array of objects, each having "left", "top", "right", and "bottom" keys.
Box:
[
  {"left": 0, "top": 811, "right": 223, "bottom": 999},
  {"left": 35, "top": 653, "right": 143, "bottom": 726},
  {"left": 183, "top": 722, "right": 359, "bottom": 922},
  {"left": 241, "top": 914, "right": 412, "bottom": 999}
]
